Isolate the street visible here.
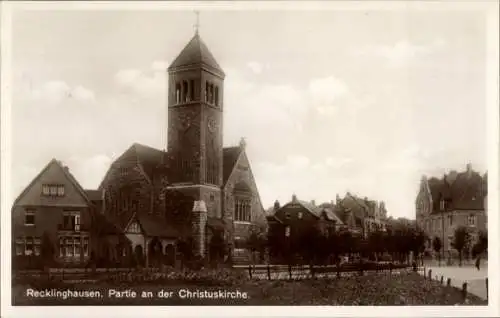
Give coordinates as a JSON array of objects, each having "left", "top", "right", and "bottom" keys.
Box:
[{"left": 421, "top": 264, "right": 488, "bottom": 300}]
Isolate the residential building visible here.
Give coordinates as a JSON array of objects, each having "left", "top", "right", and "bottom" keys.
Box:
[
  {"left": 415, "top": 164, "right": 487, "bottom": 258},
  {"left": 11, "top": 159, "right": 123, "bottom": 268}
]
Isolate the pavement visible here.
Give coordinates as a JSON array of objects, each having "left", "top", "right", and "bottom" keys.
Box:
[{"left": 420, "top": 265, "right": 488, "bottom": 300}]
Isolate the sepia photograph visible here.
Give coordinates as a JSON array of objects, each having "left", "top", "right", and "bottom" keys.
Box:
[{"left": 1, "top": 1, "right": 499, "bottom": 317}]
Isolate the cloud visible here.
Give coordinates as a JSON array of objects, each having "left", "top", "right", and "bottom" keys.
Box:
[
  {"left": 353, "top": 39, "right": 446, "bottom": 67},
  {"left": 246, "top": 61, "right": 271, "bottom": 75},
  {"left": 114, "top": 61, "right": 168, "bottom": 96},
  {"left": 28, "top": 80, "right": 96, "bottom": 105}
]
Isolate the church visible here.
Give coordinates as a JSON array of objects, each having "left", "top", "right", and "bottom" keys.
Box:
[{"left": 11, "top": 29, "right": 266, "bottom": 268}]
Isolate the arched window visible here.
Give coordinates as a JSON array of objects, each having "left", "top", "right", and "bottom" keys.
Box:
[
  {"left": 190, "top": 80, "right": 195, "bottom": 101},
  {"left": 182, "top": 81, "right": 189, "bottom": 103},
  {"left": 205, "top": 82, "right": 209, "bottom": 102},
  {"left": 175, "top": 83, "right": 181, "bottom": 104},
  {"left": 214, "top": 86, "right": 219, "bottom": 106},
  {"left": 209, "top": 84, "right": 214, "bottom": 104}
]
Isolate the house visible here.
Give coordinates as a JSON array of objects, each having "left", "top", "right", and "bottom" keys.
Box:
[
  {"left": 415, "top": 164, "right": 487, "bottom": 257},
  {"left": 11, "top": 159, "right": 124, "bottom": 269}
]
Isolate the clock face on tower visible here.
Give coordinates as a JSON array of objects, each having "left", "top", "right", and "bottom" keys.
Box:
[
  {"left": 207, "top": 116, "right": 218, "bottom": 133},
  {"left": 179, "top": 113, "right": 192, "bottom": 131}
]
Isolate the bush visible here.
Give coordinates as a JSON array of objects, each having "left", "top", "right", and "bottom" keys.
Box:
[{"left": 101, "top": 267, "right": 249, "bottom": 286}]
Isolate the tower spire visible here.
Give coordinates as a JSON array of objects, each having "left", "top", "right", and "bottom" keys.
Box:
[{"left": 194, "top": 11, "right": 200, "bottom": 35}]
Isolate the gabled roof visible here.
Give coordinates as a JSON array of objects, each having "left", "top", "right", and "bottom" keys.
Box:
[
  {"left": 92, "top": 212, "right": 123, "bottom": 236},
  {"left": 111, "top": 143, "right": 241, "bottom": 187},
  {"left": 85, "top": 189, "right": 103, "bottom": 201},
  {"left": 168, "top": 33, "right": 224, "bottom": 76},
  {"left": 223, "top": 146, "right": 242, "bottom": 185},
  {"left": 132, "top": 143, "right": 166, "bottom": 182},
  {"left": 428, "top": 168, "right": 486, "bottom": 213},
  {"left": 12, "top": 158, "right": 92, "bottom": 207},
  {"left": 136, "top": 214, "right": 183, "bottom": 239},
  {"left": 321, "top": 207, "right": 344, "bottom": 224}
]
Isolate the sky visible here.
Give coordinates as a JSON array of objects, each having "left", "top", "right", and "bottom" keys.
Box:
[{"left": 8, "top": 6, "right": 489, "bottom": 219}]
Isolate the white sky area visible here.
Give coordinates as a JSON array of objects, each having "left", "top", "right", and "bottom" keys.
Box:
[{"left": 10, "top": 9, "right": 487, "bottom": 219}]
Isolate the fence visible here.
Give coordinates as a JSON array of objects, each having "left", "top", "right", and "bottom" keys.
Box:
[
  {"left": 420, "top": 266, "right": 489, "bottom": 303},
  {"left": 236, "top": 263, "right": 412, "bottom": 280}
]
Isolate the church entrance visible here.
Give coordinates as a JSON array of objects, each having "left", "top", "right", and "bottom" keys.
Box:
[
  {"left": 148, "top": 237, "right": 163, "bottom": 268},
  {"left": 164, "top": 244, "right": 176, "bottom": 266}
]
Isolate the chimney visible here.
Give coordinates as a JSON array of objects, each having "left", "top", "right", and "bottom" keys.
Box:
[
  {"left": 273, "top": 200, "right": 280, "bottom": 210},
  {"left": 292, "top": 194, "right": 298, "bottom": 203},
  {"left": 336, "top": 194, "right": 341, "bottom": 204},
  {"left": 310, "top": 200, "right": 316, "bottom": 206}
]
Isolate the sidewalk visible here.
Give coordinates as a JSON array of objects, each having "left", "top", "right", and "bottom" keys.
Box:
[{"left": 420, "top": 265, "right": 488, "bottom": 300}]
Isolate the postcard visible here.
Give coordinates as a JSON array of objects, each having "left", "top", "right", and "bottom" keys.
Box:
[{"left": 1, "top": 1, "right": 498, "bottom": 317}]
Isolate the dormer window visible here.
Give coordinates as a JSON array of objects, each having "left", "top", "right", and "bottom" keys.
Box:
[{"left": 298, "top": 212, "right": 303, "bottom": 219}]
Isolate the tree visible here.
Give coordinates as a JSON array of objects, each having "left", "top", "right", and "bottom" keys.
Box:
[
  {"left": 40, "top": 231, "right": 55, "bottom": 269},
  {"left": 409, "top": 227, "right": 426, "bottom": 264},
  {"left": 432, "top": 236, "right": 442, "bottom": 266},
  {"left": 472, "top": 230, "right": 488, "bottom": 259},
  {"left": 246, "top": 224, "right": 267, "bottom": 264},
  {"left": 451, "top": 226, "right": 470, "bottom": 267},
  {"left": 208, "top": 231, "right": 226, "bottom": 266}
]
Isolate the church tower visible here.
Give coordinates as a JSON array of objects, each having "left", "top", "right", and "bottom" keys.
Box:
[{"left": 166, "top": 28, "right": 225, "bottom": 219}]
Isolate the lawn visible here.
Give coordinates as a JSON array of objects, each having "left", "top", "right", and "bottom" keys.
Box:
[{"left": 12, "top": 271, "right": 487, "bottom": 306}]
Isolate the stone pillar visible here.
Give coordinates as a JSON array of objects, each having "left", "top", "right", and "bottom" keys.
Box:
[{"left": 192, "top": 200, "right": 208, "bottom": 258}]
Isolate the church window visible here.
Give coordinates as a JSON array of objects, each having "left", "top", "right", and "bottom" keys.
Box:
[
  {"left": 205, "top": 82, "right": 209, "bottom": 102},
  {"left": 190, "top": 80, "right": 195, "bottom": 101},
  {"left": 234, "top": 199, "right": 251, "bottom": 222},
  {"left": 214, "top": 86, "right": 219, "bottom": 106},
  {"left": 175, "top": 83, "right": 181, "bottom": 104},
  {"left": 182, "top": 81, "right": 189, "bottom": 102}
]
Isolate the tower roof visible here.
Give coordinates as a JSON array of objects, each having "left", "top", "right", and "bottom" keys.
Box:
[{"left": 168, "top": 33, "right": 224, "bottom": 75}]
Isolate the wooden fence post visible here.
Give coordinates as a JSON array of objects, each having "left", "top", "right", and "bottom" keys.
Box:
[
  {"left": 440, "top": 276, "right": 443, "bottom": 285},
  {"left": 428, "top": 269, "right": 432, "bottom": 280},
  {"left": 310, "top": 264, "right": 315, "bottom": 279},
  {"left": 389, "top": 263, "right": 393, "bottom": 275},
  {"left": 248, "top": 264, "right": 252, "bottom": 279},
  {"left": 423, "top": 267, "right": 426, "bottom": 278},
  {"left": 288, "top": 264, "right": 292, "bottom": 280},
  {"left": 267, "top": 264, "right": 271, "bottom": 280},
  {"left": 462, "top": 282, "right": 467, "bottom": 303},
  {"left": 447, "top": 278, "right": 451, "bottom": 287}
]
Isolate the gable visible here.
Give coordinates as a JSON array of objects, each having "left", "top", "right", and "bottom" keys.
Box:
[
  {"left": 125, "top": 219, "right": 142, "bottom": 234},
  {"left": 14, "top": 159, "right": 90, "bottom": 207},
  {"left": 225, "top": 150, "right": 266, "bottom": 224}
]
